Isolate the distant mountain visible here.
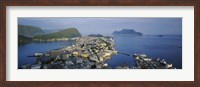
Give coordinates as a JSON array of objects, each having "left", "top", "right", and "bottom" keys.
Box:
[
  {"left": 18, "top": 25, "right": 45, "bottom": 37},
  {"left": 112, "top": 29, "right": 143, "bottom": 36},
  {"left": 34, "top": 28, "right": 81, "bottom": 40}
]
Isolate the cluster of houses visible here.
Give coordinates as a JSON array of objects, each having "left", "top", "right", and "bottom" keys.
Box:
[
  {"left": 134, "top": 54, "right": 175, "bottom": 69},
  {"left": 71, "top": 36, "right": 117, "bottom": 63},
  {"left": 21, "top": 36, "right": 118, "bottom": 69},
  {"left": 33, "top": 37, "right": 78, "bottom": 42},
  {"left": 21, "top": 35, "right": 176, "bottom": 69}
]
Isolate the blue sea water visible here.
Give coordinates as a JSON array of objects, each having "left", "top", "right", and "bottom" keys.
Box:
[
  {"left": 18, "top": 41, "right": 75, "bottom": 68},
  {"left": 106, "top": 35, "right": 182, "bottom": 69},
  {"left": 18, "top": 35, "right": 182, "bottom": 69}
]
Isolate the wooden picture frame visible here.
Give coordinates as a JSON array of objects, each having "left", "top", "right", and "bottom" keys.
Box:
[{"left": 0, "top": 0, "right": 199, "bottom": 87}]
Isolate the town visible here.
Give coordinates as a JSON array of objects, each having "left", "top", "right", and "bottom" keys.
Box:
[
  {"left": 22, "top": 35, "right": 118, "bottom": 69},
  {"left": 21, "top": 35, "right": 175, "bottom": 69}
]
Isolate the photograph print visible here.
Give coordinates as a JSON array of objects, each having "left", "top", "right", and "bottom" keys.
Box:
[{"left": 18, "top": 17, "right": 182, "bottom": 69}]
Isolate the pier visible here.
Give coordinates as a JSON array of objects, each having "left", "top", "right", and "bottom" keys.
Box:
[
  {"left": 117, "top": 52, "right": 130, "bottom": 56},
  {"left": 133, "top": 54, "right": 175, "bottom": 69}
]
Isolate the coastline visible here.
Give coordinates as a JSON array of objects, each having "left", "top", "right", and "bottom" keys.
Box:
[{"left": 19, "top": 35, "right": 177, "bottom": 69}]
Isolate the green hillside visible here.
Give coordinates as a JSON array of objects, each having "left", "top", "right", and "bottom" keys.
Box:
[
  {"left": 33, "top": 28, "right": 81, "bottom": 40},
  {"left": 18, "top": 35, "right": 32, "bottom": 45},
  {"left": 18, "top": 25, "right": 45, "bottom": 37}
]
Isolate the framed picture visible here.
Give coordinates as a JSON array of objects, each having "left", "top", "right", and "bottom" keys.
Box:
[{"left": 1, "top": 0, "right": 199, "bottom": 87}]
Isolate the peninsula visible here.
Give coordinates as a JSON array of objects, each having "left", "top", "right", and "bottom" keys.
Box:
[{"left": 21, "top": 35, "right": 118, "bottom": 69}]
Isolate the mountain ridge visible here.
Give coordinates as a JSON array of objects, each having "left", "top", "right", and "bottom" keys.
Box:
[
  {"left": 33, "top": 28, "right": 81, "bottom": 40},
  {"left": 18, "top": 25, "right": 45, "bottom": 37}
]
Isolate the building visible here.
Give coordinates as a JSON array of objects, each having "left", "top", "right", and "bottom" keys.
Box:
[
  {"left": 35, "top": 52, "right": 43, "bottom": 57},
  {"left": 81, "top": 53, "right": 89, "bottom": 58}
]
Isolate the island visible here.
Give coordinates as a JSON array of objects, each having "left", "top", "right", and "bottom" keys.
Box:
[{"left": 112, "top": 29, "right": 143, "bottom": 36}]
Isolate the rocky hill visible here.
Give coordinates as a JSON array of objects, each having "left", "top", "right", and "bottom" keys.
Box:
[{"left": 113, "top": 29, "right": 143, "bottom": 36}]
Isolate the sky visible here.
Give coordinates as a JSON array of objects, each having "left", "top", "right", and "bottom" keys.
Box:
[{"left": 18, "top": 17, "right": 182, "bottom": 35}]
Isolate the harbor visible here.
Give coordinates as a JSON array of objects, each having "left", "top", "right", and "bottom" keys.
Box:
[
  {"left": 21, "top": 35, "right": 117, "bottom": 69},
  {"left": 133, "top": 54, "right": 175, "bottom": 69},
  {"left": 20, "top": 35, "right": 176, "bottom": 69}
]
